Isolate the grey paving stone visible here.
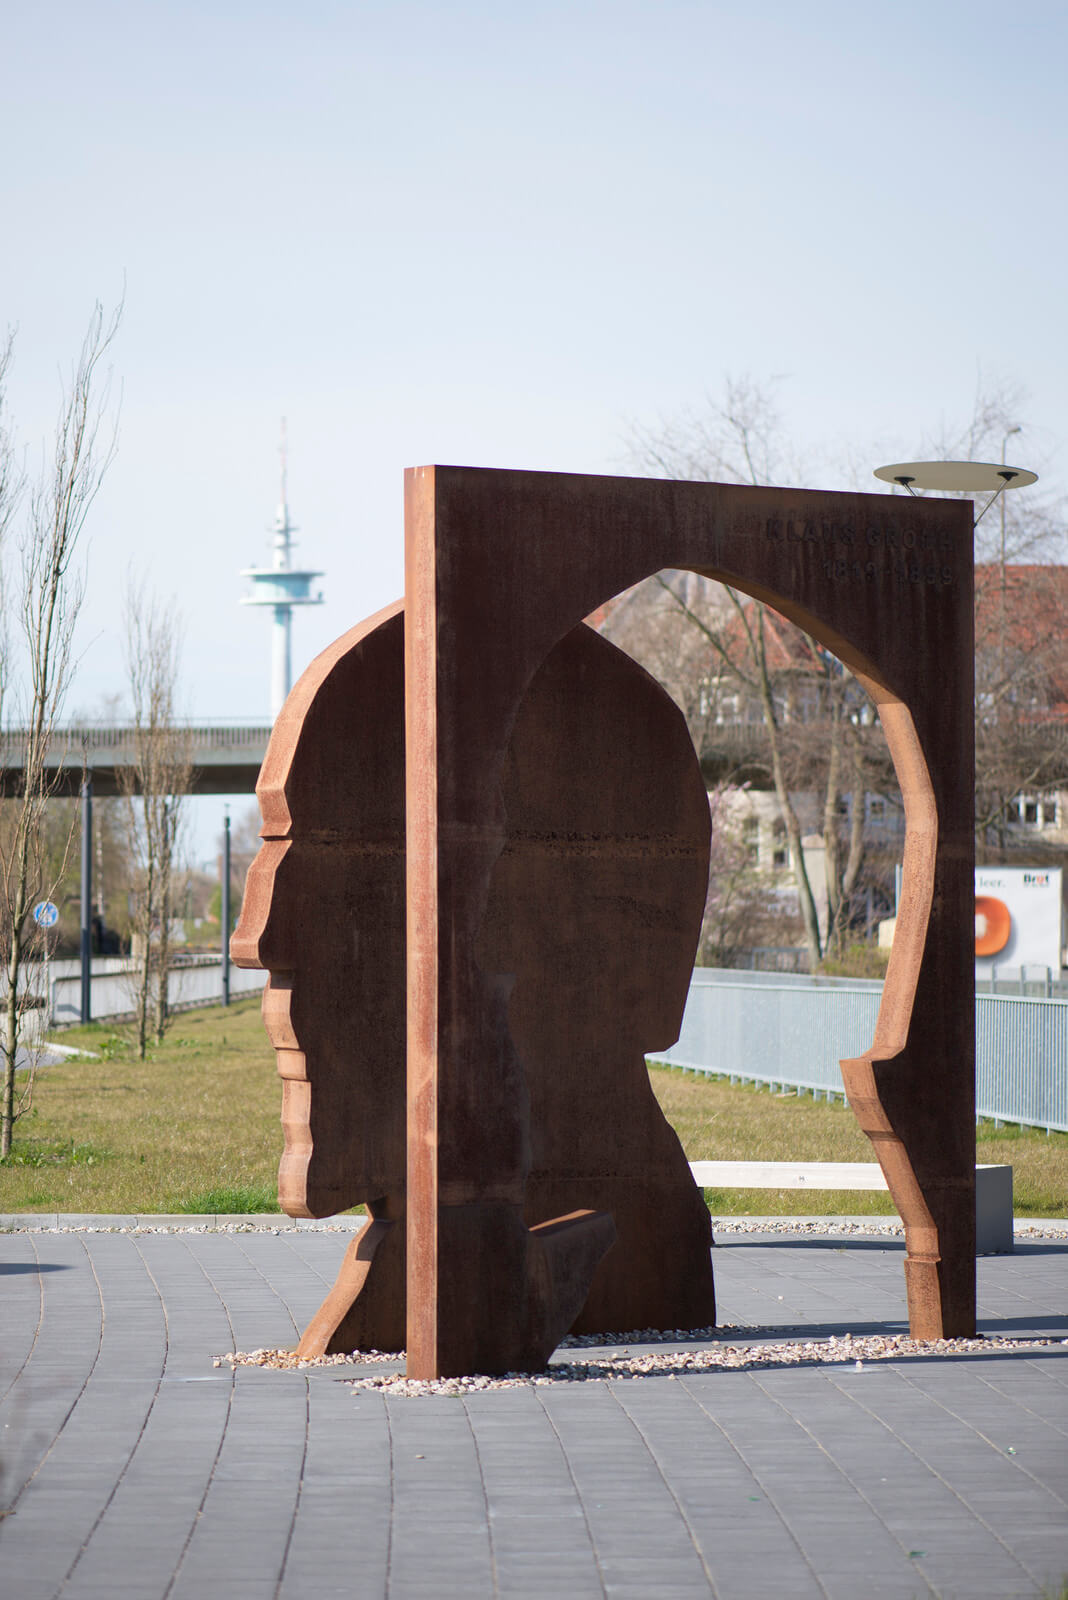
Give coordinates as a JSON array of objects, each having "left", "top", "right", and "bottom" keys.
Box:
[{"left": 3, "top": 1227, "right": 1068, "bottom": 1599}]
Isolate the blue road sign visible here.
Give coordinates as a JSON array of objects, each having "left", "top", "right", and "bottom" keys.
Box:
[{"left": 33, "top": 900, "right": 59, "bottom": 928}]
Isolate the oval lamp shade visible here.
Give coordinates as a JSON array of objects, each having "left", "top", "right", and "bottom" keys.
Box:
[{"left": 874, "top": 461, "right": 1038, "bottom": 492}]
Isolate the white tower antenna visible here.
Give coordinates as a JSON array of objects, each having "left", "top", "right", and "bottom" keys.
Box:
[{"left": 240, "top": 419, "right": 325, "bottom": 720}]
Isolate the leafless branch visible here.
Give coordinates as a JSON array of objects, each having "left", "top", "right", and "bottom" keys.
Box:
[
  {"left": 1, "top": 303, "right": 121, "bottom": 1157},
  {"left": 119, "top": 578, "right": 192, "bottom": 1058}
]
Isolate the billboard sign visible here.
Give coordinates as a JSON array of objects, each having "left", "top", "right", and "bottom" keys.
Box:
[{"left": 975, "top": 866, "right": 1064, "bottom": 975}]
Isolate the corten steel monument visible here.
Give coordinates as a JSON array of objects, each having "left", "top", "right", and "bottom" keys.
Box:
[
  {"left": 237, "top": 464, "right": 975, "bottom": 1380},
  {"left": 233, "top": 601, "right": 717, "bottom": 1361},
  {"left": 404, "top": 466, "right": 975, "bottom": 1379}
]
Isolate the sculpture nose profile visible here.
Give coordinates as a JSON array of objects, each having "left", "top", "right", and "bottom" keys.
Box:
[
  {"left": 230, "top": 838, "right": 307, "bottom": 1077},
  {"left": 230, "top": 838, "right": 292, "bottom": 972}
]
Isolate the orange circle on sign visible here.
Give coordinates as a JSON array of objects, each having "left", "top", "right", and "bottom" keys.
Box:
[{"left": 975, "top": 895, "right": 1011, "bottom": 957}]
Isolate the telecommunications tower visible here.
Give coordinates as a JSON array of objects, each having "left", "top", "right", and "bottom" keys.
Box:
[{"left": 240, "top": 422, "right": 324, "bottom": 720}]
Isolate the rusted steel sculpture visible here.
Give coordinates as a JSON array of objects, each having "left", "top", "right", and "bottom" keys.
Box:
[
  {"left": 233, "top": 604, "right": 716, "bottom": 1362},
  {"left": 405, "top": 467, "right": 975, "bottom": 1376},
  {"left": 236, "top": 465, "right": 974, "bottom": 1378}
]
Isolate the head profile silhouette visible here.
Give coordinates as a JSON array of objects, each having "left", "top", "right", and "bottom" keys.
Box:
[{"left": 234, "top": 603, "right": 716, "bottom": 1352}]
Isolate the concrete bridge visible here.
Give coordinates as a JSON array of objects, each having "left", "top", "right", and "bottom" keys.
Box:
[
  {"left": 0, "top": 723, "right": 272, "bottom": 797},
  {"left": 0, "top": 722, "right": 272, "bottom": 1024}
]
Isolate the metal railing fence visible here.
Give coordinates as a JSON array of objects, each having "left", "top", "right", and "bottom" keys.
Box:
[
  {"left": 0, "top": 721, "right": 272, "bottom": 760},
  {"left": 977, "top": 995, "right": 1068, "bottom": 1133},
  {"left": 15, "top": 956, "right": 266, "bottom": 1034},
  {"left": 651, "top": 967, "right": 1068, "bottom": 1134}
]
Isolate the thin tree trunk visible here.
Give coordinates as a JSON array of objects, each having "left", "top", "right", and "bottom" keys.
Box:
[
  {"left": 840, "top": 734, "right": 867, "bottom": 906},
  {"left": 656, "top": 573, "right": 826, "bottom": 969},
  {"left": 135, "top": 852, "right": 155, "bottom": 1060},
  {"left": 154, "top": 833, "right": 171, "bottom": 1043},
  {"left": 1, "top": 912, "right": 23, "bottom": 1158},
  {"left": 121, "top": 588, "right": 190, "bottom": 1055},
  {"left": 821, "top": 690, "right": 843, "bottom": 949},
  {"left": 749, "top": 604, "right": 824, "bottom": 968},
  {"left": 0, "top": 305, "right": 119, "bottom": 1156}
]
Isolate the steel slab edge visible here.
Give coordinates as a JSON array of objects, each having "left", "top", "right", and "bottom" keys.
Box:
[{"left": 404, "top": 465, "right": 976, "bottom": 1376}]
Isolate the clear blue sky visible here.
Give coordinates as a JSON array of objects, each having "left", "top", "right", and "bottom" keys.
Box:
[{"left": 3, "top": 0, "right": 1065, "bottom": 856}]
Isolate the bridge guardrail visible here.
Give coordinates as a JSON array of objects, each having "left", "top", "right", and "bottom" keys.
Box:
[{"left": 0, "top": 722, "right": 273, "bottom": 761}]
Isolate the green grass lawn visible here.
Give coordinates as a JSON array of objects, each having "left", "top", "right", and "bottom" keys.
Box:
[
  {"left": 0, "top": 999, "right": 1064, "bottom": 1217},
  {"left": 0, "top": 997, "right": 285, "bottom": 1214},
  {"left": 650, "top": 1063, "right": 1068, "bottom": 1218}
]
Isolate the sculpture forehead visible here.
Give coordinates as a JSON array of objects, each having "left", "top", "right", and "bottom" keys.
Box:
[
  {"left": 256, "top": 604, "right": 406, "bottom": 839},
  {"left": 500, "top": 622, "right": 710, "bottom": 842},
  {"left": 260, "top": 599, "right": 712, "bottom": 845}
]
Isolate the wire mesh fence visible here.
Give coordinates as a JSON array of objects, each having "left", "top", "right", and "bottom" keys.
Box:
[{"left": 652, "top": 967, "right": 1068, "bottom": 1133}]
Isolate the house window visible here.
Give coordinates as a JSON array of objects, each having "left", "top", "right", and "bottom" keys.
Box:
[
  {"left": 772, "top": 821, "right": 787, "bottom": 868},
  {"left": 869, "top": 796, "right": 885, "bottom": 820},
  {"left": 1022, "top": 799, "right": 1039, "bottom": 825}
]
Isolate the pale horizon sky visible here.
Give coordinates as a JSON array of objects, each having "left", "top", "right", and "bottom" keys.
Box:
[{"left": 3, "top": 0, "right": 1065, "bottom": 861}]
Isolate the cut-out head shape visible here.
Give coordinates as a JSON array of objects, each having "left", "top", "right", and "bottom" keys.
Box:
[
  {"left": 234, "top": 605, "right": 715, "bottom": 1335},
  {"left": 232, "top": 602, "right": 408, "bottom": 1218},
  {"left": 479, "top": 623, "right": 716, "bottom": 1332}
]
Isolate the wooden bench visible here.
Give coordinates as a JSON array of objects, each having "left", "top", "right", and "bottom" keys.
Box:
[{"left": 689, "top": 1161, "right": 1014, "bottom": 1254}]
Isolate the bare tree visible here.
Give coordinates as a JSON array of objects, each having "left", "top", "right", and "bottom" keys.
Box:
[
  {"left": 918, "top": 376, "right": 1063, "bottom": 566},
  {"left": 972, "top": 563, "right": 1068, "bottom": 856},
  {"left": 622, "top": 374, "right": 1068, "bottom": 963},
  {"left": 0, "top": 304, "right": 120, "bottom": 1158},
  {"left": 625, "top": 377, "right": 843, "bottom": 968},
  {"left": 120, "top": 581, "right": 192, "bottom": 1058},
  {"left": 904, "top": 379, "right": 1068, "bottom": 857},
  {"left": 697, "top": 784, "right": 805, "bottom": 966}
]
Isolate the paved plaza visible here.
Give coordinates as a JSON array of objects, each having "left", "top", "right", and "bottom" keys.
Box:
[{"left": 1, "top": 1220, "right": 1066, "bottom": 1599}]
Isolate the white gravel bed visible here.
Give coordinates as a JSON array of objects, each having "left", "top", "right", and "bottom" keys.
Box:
[
  {"left": 713, "top": 1218, "right": 1068, "bottom": 1241},
  {"left": 356, "top": 1333, "right": 1068, "bottom": 1398},
  {"left": 711, "top": 1217, "right": 905, "bottom": 1236},
  {"left": 216, "top": 1327, "right": 747, "bottom": 1370},
  {"left": 3, "top": 1215, "right": 1065, "bottom": 1238},
  {"left": 217, "top": 1348, "right": 398, "bottom": 1370},
  {"left": 217, "top": 1330, "right": 1068, "bottom": 1398},
  {"left": 0, "top": 1220, "right": 361, "bottom": 1233}
]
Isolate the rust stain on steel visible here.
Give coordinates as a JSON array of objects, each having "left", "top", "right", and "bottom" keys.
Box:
[{"left": 405, "top": 467, "right": 975, "bottom": 1373}]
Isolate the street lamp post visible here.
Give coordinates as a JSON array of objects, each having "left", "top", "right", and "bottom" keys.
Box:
[
  {"left": 221, "top": 808, "right": 231, "bottom": 1008},
  {"left": 1000, "top": 427, "right": 1022, "bottom": 685},
  {"left": 80, "top": 777, "right": 92, "bottom": 1025}
]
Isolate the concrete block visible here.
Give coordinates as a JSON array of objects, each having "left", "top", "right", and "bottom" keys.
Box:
[{"left": 976, "top": 1164, "right": 1014, "bottom": 1254}]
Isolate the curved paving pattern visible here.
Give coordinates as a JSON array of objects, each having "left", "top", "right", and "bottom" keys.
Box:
[{"left": 1, "top": 1228, "right": 1066, "bottom": 1599}]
